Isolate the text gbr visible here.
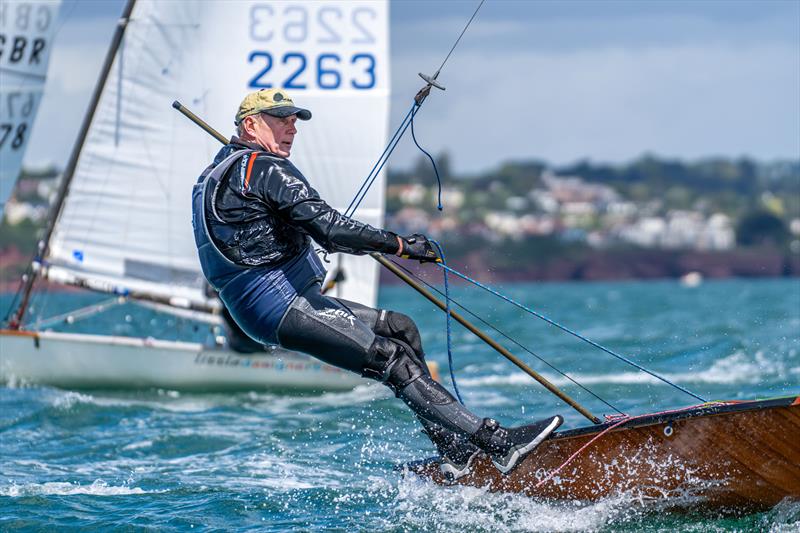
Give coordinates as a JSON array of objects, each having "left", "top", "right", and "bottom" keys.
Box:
[{"left": 0, "top": 2, "right": 54, "bottom": 67}]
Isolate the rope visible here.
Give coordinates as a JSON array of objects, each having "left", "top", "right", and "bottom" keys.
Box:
[
  {"left": 435, "top": 262, "right": 707, "bottom": 403},
  {"left": 32, "top": 296, "right": 124, "bottom": 330},
  {"left": 534, "top": 416, "right": 630, "bottom": 489},
  {"left": 3, "top": 264, "right": 30, "bottom": 324},
  {"left": 385, "top": 256, "right": 624, "bottom": 415},
  {"left": 430, "top": 240, "right": 463, "bottom": 404},
  {"left": 410, "top": 104, "right": 443, "bottom": 211},
  {"left": 347, "top": 0, "right": 485, "bottom": 217},
  {"left": 533, "top": 400, "right": 732, "bottom": 489},
  {"left": 433, "top": 0, "right": 486, "bottom": 78},
  {"left": 345, "top": 102, "right": 417, "bottom": 218}
]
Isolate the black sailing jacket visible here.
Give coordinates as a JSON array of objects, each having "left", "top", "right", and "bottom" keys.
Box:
[{"left": 200, "top": 139, "right": 399, "bottom": 267}]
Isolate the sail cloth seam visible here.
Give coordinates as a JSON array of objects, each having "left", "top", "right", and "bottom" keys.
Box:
[{"left": 434, "top": 262, "right": 707, "bottom": 403}]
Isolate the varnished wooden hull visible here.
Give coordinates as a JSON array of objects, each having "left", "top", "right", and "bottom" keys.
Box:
[{"left": 406, "top": 396, "right": 800, "bottom": 511}]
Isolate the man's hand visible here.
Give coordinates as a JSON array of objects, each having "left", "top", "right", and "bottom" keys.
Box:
[{"left": 395, "top": 234, "right": 441, "bottom": 263}]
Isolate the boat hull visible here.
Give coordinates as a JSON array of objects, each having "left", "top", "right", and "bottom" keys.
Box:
[
  {"left": 406, "top": 397, "right": 800, "bottom": 511},
  {"left": 0, "top": 329, "right": 364, "bottom": 391}
]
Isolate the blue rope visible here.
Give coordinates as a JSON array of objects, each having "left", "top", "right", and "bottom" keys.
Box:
[
  {"left": 410, "top": 103, "right": 443, "bottom": 211},
  {"left": 430, "top": 240, "right": 464, "bottom": 404},
  {"left": 385, "top": 255, "right": 624, "bottom": 414},
  {"left": 345, "top": 101, "right": 420, "bottom": 218},
  {"left": 435, "top": 262, "right": 707, "bottom": 403}
]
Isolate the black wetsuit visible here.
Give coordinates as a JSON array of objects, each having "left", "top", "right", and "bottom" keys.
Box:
[{"left": 192, "top": 140, "right": 511, "bottom": 465}]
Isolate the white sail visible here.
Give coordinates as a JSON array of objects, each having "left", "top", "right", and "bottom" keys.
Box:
[
  {"left": 46, "top": 0, "right": 389, "bottom": 308},
  {"left": 0, "top": 0, "right": 61, "bottom": 216}
]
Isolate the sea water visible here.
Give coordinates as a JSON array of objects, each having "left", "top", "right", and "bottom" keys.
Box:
[{"left": 1, "top": 278, "right": 799, "bottom": 531}]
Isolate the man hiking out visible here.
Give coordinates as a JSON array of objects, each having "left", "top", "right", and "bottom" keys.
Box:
[{"left": 190, "top": 89, "right": 562, "bottom": 481}]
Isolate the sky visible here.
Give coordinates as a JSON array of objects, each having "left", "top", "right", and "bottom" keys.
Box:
[{"left": 22, "top": 0, "right": 800, "bottom": 174}]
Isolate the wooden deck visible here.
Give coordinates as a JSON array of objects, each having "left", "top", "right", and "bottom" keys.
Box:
[{"left": 406, "top": 396, "right": 800, "bottom": 511}]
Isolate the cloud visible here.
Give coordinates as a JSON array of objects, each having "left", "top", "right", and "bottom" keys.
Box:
[
  {"left": 21, "top": 1, "right": 800, "bottom": 172},
  {"left": 390, "top": 41, "right": 800, "bottom": 173}
]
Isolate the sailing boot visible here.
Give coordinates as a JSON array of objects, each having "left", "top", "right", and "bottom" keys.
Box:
[
  {"left": 362, "top": 336, "right": 562, "bottom": 476},
  {"left": 421, "top": 422, "right": 481, "bottom": 482},
  {"left": 469, "top": 415, "right": 563, "bottom": 475},
  {"left": 374, "top": 313, "right": 480, "bottom": 481}
]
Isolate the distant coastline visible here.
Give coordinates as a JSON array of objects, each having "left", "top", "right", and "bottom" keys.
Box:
[
  {"left": 379, "top": 247, "right": 800, "bottom": 285},
  {"left": 2, "top": 246, "right": 798, "bottom": 293}
]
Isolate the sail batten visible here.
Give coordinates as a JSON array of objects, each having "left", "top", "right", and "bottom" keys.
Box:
[{"left": 46, "top": 0, "right": 389, "bottom": 308}]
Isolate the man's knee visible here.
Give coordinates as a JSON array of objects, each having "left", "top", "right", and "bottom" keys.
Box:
[
  {"left": 361, "top": 336, "right": 424, "bottom": 393},
  {"left": 376, "top": 310, "right": 424, "bottom": 357}
]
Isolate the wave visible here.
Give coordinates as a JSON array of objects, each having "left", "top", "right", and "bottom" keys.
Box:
[
  {"left": 458, "top": 351, "right": 797, "bottom": 388},
  {"left": 0, "top": 480, "right": 157, "bottom": 497},
  {"left": 390, "top": 475, "right": 702, "bottom": 532},
  {"left": 389, "top": 475, "right": 800, "bottom": 532},
  {"left": 48, "top": 390, "right": 240, "bottom": 414}
]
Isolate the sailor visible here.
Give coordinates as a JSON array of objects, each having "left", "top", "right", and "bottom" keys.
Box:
[{"left": 191, "top": 89, "right": 562, "bottom": 480}]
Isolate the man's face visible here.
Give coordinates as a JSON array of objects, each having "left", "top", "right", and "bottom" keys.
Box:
[{"left": 245, "top": 113, "right": 298, "bottom": 157}]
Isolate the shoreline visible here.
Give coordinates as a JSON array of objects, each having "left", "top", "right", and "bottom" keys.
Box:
[
  {"left": 3, "top": 248, "right": 797, "bottom": 292},
  {"left": 380, "top": 248, "right": 800, "bottom": 285}
]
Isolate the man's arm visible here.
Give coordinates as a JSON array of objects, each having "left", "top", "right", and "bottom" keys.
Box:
[{"left": 261, "top": 160, "right": 400, "bottom": 255}]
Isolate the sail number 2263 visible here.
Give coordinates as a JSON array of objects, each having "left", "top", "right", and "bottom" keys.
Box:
[{"left": 247, "top": 4, "right": 381, "bottom": 91}]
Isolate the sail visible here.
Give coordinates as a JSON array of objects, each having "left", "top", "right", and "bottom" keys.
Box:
[
  {"left": 0, "top": 0, "right": 61, "bottom": 216},
  {"left": 46, "top": 0, "right": 389, "bottom": 308}
]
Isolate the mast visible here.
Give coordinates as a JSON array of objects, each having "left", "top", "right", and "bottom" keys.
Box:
[{"left": 9, "top": 0, "right": 138, "bottom": 329}]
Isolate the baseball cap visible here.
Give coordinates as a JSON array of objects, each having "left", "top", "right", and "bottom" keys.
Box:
[{"left": 235, "top": 89, "right": 312, "bottom": 124}]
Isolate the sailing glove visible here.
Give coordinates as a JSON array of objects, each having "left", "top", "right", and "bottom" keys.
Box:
[{"left": 396, "top": 234, "right": 441, "bottom": 263}]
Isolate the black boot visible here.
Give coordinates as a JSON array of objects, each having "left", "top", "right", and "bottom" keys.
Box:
[
  {"left": 469, "top": 416, "right": 563, "bottom": 474},
  {"left": 362, "top": 337, "right": 485, "bottom": 436},
  {"left": 363, "top": 336, "right": 562, "bottom": 476},
  {"left": 421, "top": 423, "right": 481, "bottom": 482}
]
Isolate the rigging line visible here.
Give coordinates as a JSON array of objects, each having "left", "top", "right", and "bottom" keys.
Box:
[
  {"left": 434, "top": 0, "right": 487, "bottom": 78},
  {"left": 32, "top": 297, "right": 124, "bottom": 330},
  {"left": 430, "top": 240, "right": 464, "bottom": 404},
  {"left": 436, "top": 262, "right": 707, "bottom": 403},
  {"left": 410, "top": 104, "right": 443, "bottom": 210},
  {"left": 346, "top": 102, "right": 423, "bottom": 217},
  {"left": 345, "top": 102, "right": 416, "bottom": 217},
  {"left": 347, "top": 0, "right": 486, "bottom": 217},
  {"left": 3, "top": 265, "right": 32, "bottom": 323},
  {"left": 385, "top": 257, "right": 623, "bottom": 414}
]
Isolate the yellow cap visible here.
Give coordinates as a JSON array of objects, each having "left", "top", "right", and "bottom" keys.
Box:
[{"left": 234, "top": 89, "right": 312, "bottom": 125}]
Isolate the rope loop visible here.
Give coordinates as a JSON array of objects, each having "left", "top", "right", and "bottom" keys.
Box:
[{"left": 410, "top": 103, "right": 444, "bottom": 211}]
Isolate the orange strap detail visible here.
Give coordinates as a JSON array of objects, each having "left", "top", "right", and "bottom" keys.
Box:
[{"left": 243, "top": 153, "right": 259, "bottom": 190}]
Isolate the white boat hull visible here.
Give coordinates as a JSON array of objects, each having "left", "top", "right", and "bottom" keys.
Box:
[{"left": 0, "top": 329, "right": 364, "bottom": 391}]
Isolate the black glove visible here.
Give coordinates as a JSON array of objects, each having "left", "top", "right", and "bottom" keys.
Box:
[{"left": 396, "top": 234, "right": 441, "bottom": 263}]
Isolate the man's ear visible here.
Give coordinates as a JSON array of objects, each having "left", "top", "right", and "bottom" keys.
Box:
[{"left": 241, "top": 115, "right": 260, "bottom": 137}]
